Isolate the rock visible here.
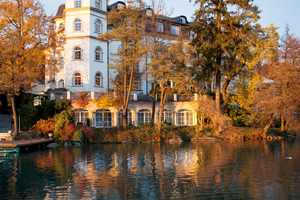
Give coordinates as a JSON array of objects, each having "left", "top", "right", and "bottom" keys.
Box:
[
  {"left": 73, "top": 142, "right": 81, "bottom": 147},
  {"left": 169, "top": 139, "right": 183, "bottom": 143},
  {"left": 46, "top": 143, "right": 60, "bottom": 148},
  {"left": 64, "top": 141, "right": 72, "bottom": 147}
]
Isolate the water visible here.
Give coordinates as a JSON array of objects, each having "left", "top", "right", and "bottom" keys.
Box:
[{"left": 1, "top": 139, "right": 300, "bottom": 199}]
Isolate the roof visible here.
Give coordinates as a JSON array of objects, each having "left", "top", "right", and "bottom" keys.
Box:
[{"left": 54, "top": 4, "right": 65, "bottom": 19}]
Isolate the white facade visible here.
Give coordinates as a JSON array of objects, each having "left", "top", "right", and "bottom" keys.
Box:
[{"left": 45, "top": 0, "right": 198, "bottom": 127}]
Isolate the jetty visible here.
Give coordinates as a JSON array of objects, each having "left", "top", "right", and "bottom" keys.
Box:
[{"left": 0, "top": 139, "right": 54, "bottom": 152}]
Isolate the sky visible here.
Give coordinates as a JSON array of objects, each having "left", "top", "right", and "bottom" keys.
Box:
[{"left": 39, "top": 0, "right": 300, "bottom": 38}]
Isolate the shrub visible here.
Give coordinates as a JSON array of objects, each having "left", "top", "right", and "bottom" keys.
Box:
[
  {"left": 20, "top": 103, "right": 38, "bottom": 131},
  {"left": 244, "top": 113, "right": 269, "bottom": 128},
  {"left": 73, "top": 128, "right": 84, "bottom": 143},
  {"left": 32, "top": 118, "right": 56, "bottom": 137},
  {"left": 58, "top": 123, "right": 75, "bottom": 141},
  {"left": 55, "top": 99, "right": 72, "bottom": 114},
  {"left": 54, "top": 110, "right": 74, "bottom": 137},
  {"left": 76, "top": 125, "right": 94, "bottom": 142}
]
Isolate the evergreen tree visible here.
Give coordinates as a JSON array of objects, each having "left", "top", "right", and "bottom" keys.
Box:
[{"left": 189, "top": 0, "right": 261, "bottom": 114}]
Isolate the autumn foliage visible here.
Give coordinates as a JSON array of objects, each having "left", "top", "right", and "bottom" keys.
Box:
[{"left": 32, "top": 118, "right": 56, "bottom": 137}]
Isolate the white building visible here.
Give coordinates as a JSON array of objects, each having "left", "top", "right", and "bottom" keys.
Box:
[{"left": 45, "top": 0, "right": 198, "bottom": 127}]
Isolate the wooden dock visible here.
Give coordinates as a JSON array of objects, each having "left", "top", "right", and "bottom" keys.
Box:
[{"left": 0, "top": 139, "right": 54, "bottom": 151}]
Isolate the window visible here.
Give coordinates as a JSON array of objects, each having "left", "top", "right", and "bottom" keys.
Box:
[
  {"left": 59, "top": 79, "right": 64, "bottom": 88},
  {"left": 59, "top": 23, "right": 64, "bottom": 29},
  {"left": 137, "top": 109, "right": 151, "bottom": 125},
  {"left": 95, "top": 0, "right": 101, "bottom": 9},
  {"left": 74, "top": 47, "right": 82, "bottom": 60},
  {"left": 60, "top": 57, "right": 64, "bottom": 69},
  {"left": 146, "top": 9, "right": 153, "bottom": 16},
  {"left": 171, "top": 25, "right": 179, "bottom": 35},
  {"left": 158, "top": 110, "right": 173, "bottom": 124},
  {"left": 180, "top": 17, "right": 186, "bottom": 24},
  {"left": 156, "top": 22, "right": 164, "bottom": 32},
  {"left": 118, "top": 3, "right": 124, "bottom": 10},
  {"left": 95, "top": 46, "right": 103, "bottom": 61},
  {"left": 74, "top": 72, "right": 82, "bottom": 86},
  {"left": 95, "top": 19, "right": 102, "bottom": 33},
  {"left": 118, "top": 110, "right": 133, "bottom": 125},
  {"left": 74, "top": 110, "right": 89, "bottom": 124},
  {"left": 74, "top": 18, "right": 82, "bottom": 31},
  {"left": 133, "top": 78, "right": 141, "bottom": 90},
  {"left": 95, "top": 109, "right": 112, "bottom": 127},
  {"left": 95, "top": 72, "right": 103, "bottom": 86},
  {"left": 74, "top": 0, "right": 81, "bottom": 8},
  {"left": 177, "top": 109, "right": 193, "bottom": 126}
]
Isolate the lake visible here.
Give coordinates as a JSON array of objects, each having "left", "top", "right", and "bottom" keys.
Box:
[{"left": 1, "top": 139, "right": 300, "bottom": 199}]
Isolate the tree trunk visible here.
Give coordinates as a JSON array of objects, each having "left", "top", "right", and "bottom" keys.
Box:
[
  {"left": 158, "top": 87, "right": 167, "bottom": 132},
  {"left": 10, "top": 93, "right": 19, "bottom": 137},
  {"left": 150, "top": 81, "right": 157, "bottom": 125},
  {"left": 262, "top": 109, "right": 278, "bottom": 138},
  {"left": 281, "top": 112, "right": 285, "bottom": 132},
  {"left": 215, "top": 68, "right": 221, "bottom": 114}
]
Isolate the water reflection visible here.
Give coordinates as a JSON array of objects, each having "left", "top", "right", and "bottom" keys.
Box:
[{"left": 0, "top": 139, "right": 300, "bottom": 199}]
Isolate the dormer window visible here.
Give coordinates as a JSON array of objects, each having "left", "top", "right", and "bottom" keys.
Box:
[
  {"left": 171, "top": 25, "right": 179, "bottom": 35},
  {"left": 146, "top": 9, "right": 153, "bottom": 16},
  {"left": 180, "top": 17, "right": 186, "bottom": 24},
  {"left": 75, "top": 0, "right": 81, "bottom": 8},
  {"left": 118, "top": 3, "right": 125, "bottom": 10},
  {"left": 95, "top": 0, "right": 101, "bottom": 10}
]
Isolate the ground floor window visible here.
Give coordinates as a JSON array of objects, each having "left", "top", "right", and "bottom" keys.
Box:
[
  {"left": 177, "top": 109, "right": 193, "bottom": 126},
  {"left": 137, "top": 109, "right": 151, "bottom": 125},
  {"left": 118, "top": 110, "right": 133, "bottom": 125},
  {"left": 74, "top": 110, "right": 89, "bottom": 125},
  {"left": 95, "top": 109, "right": 112, "bottom": 127},
  {"left": 158, "top": 109, "right": 173, "bottom": 124}
]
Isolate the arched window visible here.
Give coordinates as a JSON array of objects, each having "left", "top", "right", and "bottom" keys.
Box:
[
  {"left": 74, "top": 109, "right": 89, "bottom": 125},
  {"left": 74, "top": 0, "right": 81, "bottom": 8},
  {"left": 74, "top": 47, "right": 82, "bottom": 60},
  {"left": 59, "top": 79, "right": 64, "bottom": 88},
  {"left": 74, "top": 72, "right": 82, "bottom": 86},
  {"left": 158, "top": 109, "right": 173, "bottom": 124},
  {"left": 177, "top": 109, "right": 193, "bottom": 126},
  {"left": 95, "top": 46, "right": 103, "bottom": 61},
  {"left": 74, "top": 18, "right": 82, "bottom": 31},
  {"left": 95, "top": 72, "right": 103, "bottom": 86},
  {"left": 137, "top": 109, "right": 151, "bottom": 125},
  {"left": 118, "top": 110, "right": 133, "bottom": 125},
  {"left": 95, "top": 109, "right": 112, "bottom": 127},
  {"left": 95, "top": 19, "right": 103, "bottom": 33},
  {"left": 60, "top": 57, "right": 64, "bottom": 69},
  {"left": 95, "top": 0, "right": 101, "bottom": 9}
]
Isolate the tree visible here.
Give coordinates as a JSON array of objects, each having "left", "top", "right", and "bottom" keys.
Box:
[
  {"left": 156, "top": 36, "right": 195, "bottom": 132},
  {"left": 0, "top": 0, "right": 60, "bottom": 136},
  {"left": 252, "top": 26, "right": 300, "bottom": 137},
  {"left": 94, "top": 93, "right": 114, "bottom": 131},
  {"left": 144, "top": 0, "right": 171, "bottom": 125},
  {"left": 189, "top": 0, "right": 261, "bottom": 114},
  {"left": 73, "top": 92, "right": 89, "bottom": 126},
  {"left": 230, "top": 25, "right": 279, "bottom": 112},
  {"left": 98, "top": 0, "right": 146, "bottom": 130}
]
